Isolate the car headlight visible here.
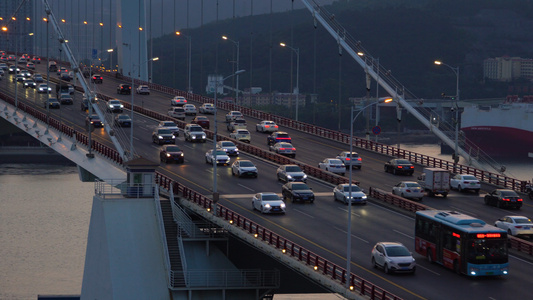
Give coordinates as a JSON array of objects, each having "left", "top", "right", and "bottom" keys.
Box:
[
  {"left": 362, "top": 195, "right": 367, "bottom": 200},
  {"left": 171, "top": 135, "right": 176, "bottom": 139},
  {"left": 264, "top": 203, "right": 271, "bottom": 208},
  {"left": 180, "top": 153, "right": 184, "bottom": 157},
  {"left": 166, "top": 153, "right": 171, "bottom": 157},
  {"left": 280, "top": 203, "right": 286, "bottom": 208},
  {"left": 201, "top": 134, "right": 206, "bottom": 138},
  {"left": 302, "top": 175, "right": 308, "bottom": 180},
  {"left": 119, "top": 105, "right": 124, "bottom": 108},
  {"left": 192, "top": 135, "right": 196, "bottom": 139},
  {"left": 287, "top": 174, "right": 293, "bottom": 179},
  {"left": 158, "top": 135, "right": 164, "bottom": 139}
]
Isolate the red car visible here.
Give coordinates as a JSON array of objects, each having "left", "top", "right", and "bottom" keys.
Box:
[{"left": 191, "top": 115, "right": 210, "bottom": 129}]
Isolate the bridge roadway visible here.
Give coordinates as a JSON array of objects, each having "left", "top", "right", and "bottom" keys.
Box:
[{"left": 2, "top": 63, "right": 532, "bottom": 300}]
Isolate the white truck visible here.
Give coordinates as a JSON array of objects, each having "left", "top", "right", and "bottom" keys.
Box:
[{"left": 417, "top": 168, "right": 450, "bottom": 197}]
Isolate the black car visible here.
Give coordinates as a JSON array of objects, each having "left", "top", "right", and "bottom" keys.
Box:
[
  {"left": 152, "top": 128, "right": 176, "bottom": 145},
  {"left": 81, "top": 99, "right": 89, "bottom": 111},
  {"left": 114, "top": 114, "right": 132, "bottom": 127},
  {"left": 384, "top": 159, "right": 415, "bottom": 176},
  {"left": 160, "top": 145, "right": 184, "bottom": 163},
  {"left": 282, "top": 182, "right": 315, "bottom": 203},
  {"left": 267, "top": 131, "right": 292, "bottom": 146},
  {"left": 484, "top": 189, "right": 523, "bottom": 209},
  {"left": 85, "top": 114, "right": 103, "bottom": 128},
  {"left": 91, "top": 74, "right": 103, "bottom": 84},
  {"left": 43, "top": 98, "right": 61, "bottom": 109},
  {"left": 117, "top": 83, "right": 131, "bottom": 95},
  {"left": 59, "top": 94, "right": 73, "bottom": 105}
]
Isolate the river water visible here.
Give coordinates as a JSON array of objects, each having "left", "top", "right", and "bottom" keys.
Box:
[{"left": 0, "top": 144, "right": 531, "bottom": 299}]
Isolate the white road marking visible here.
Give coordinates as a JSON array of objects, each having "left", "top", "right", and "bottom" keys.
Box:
[
  {"left": 334, "top": 226, "right": 369, "bottom": 243},
  {"left": 293, "top": 209, "right": 315, "bottom": 219},
  {"left": 336, "top": 207, "right": 361, "bottom": 217},
  {"left": 393, "top": 229, "right": 413, "bottom": 239},
  {"left": 237, "top": 183, "right": 255, "bottom": 192}
]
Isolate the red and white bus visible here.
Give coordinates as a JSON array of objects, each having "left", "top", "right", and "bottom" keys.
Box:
[{"left": 415, "top": 210, "right": 509, "bottom": 276}]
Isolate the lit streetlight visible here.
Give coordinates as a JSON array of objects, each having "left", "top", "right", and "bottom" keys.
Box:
[
  {"left": 222, "top": 35, "right": 240, "bottom": 105},
  {"left": 107, "top": 48, "right": 113, "bottom": 72},
  {"left": 176, "top": 31, "right": 192, "bottom": 93},
  {"left": 346, "top": 97, "right": 392, "bottom": 289},
  {"left": 280, "top": 42, "right": 300, "bottom": 121},
  {"left": 434, "top": 60, "right": 460, "bottom": 167}
]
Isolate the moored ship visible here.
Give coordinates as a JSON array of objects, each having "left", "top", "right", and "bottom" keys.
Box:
[{"left": 461, "top": 95, "right": 533, "bottom": 157}]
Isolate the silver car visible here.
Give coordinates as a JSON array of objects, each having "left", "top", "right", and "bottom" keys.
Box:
[
  {"left": 276, "top": 165, "right": 307, "bottom": 183},
  {"left": 336, "top": 151, "right": 362, "bottom": 169},
  {"left": 157, "top": 120, "right": 180, "bottom": 136},
  {"left": 205, "top": 149, "right": 230, "bottom": 165},
  {"left": 392, "top": 181, "right": 424, "bottom": 201},
  {"left": 269, "top": 142, "right": 296, "bottom": 158},
  {"left": 371, "top": 242, "right": 416, "bottom": 274},
  {"left": 252, "top": 192, "right": 286, "bottom": 214},
  {"left": 231, "top": 160, "right": 258, "bottom": 178},
  {"left": 217, "top": 140, "right": 239, "bottom": 156},
  {"left": 333, "top": 183, "right": 367, "bottom": 205}
]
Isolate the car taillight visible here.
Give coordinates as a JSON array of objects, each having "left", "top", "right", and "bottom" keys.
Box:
[
  {"left": 515, "top": 226, "right": 523, "bottom": 228},
  {"left": 406, "top": 189, "right": 412, "bottom": 192},
  {"left": 357, "top": 158, "right": 362, "bottom": 161},
  {"left": 502, "top": 198, "right": 510, "bottom": 201},
  {"left": 345, "top": 158, "right": 351, "bottom": 161},
  {"left": 274, "top": 125, "right": 279, "bottom": 128},
  {"left": 398, "top": 166, "right": 403, "bottom": 169},
  {"left": 409, "top": 166, "right": 414, "bottom": 169},
  {"left": 518, "top": 198, "right": 523, "bottom": 202},
  {"left": 265, "top": 125, "right": 270, "bottom": 128}
]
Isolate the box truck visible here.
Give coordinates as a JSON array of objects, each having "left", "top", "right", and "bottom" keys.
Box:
[{"left": 417, "top": 168, "right": 450, "bottom": 197}]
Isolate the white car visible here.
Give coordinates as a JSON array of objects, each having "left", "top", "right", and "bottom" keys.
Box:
[
  {"left": 231, "top": 160, "right": 258, "bottom": 178},
  {"left": 217, "top": 140, "right": 239, "bottom": 156},
  {"left": 252, "top": 192, "right": 286, "bottom": 214},
  {"left": 199, "top": 103, "right": 215, "bottom": 114},
  {"left": 183, "top": 104, "right": 197, "bottom": 115},
  {"left": 371, "top": 242, "right": 416, "bottom": 274},
  {"left": 333, "top": 183, "right": 367, "bottom": 204},
  {"left": 276, "top": 165, "right": 307, "bottom": 183},
  {"left": 205, "top": 149, "right": 230, "bottom": 165},
  {"left": 494, "top": 216, "right": 533, "bottom": 237},
  {"left": 230, "top": 129, "right": 251, "bottom": 143},
  {"left": 170, "top": 96, "right": 187, "bottom": 106},
  {"left": 269, "top": 142, "right": 296, "bottom": 158},
  {"left": 107, "top": 99, "right": 124, "bottom": 113},
  {"left": 450, "top": 174, "right": 481, "bottom": 193},
  {"left": 336, "top": 151, "right": 362, "bottom": 169},
  {"left": 37, "top": 83, "right": 52, "bottom": 93},
  {"left": 136, "top": 84, "right": 150, "bottom": 95},
  {"left": 392, "top": 181, "right": 424, "bottom": 201},
  {"left": 318, "top": 158, "right": 346, "bottom": 176},
  {"left": 157, "top": 120, "right": 180, "bottom": 136},
  {"left": 225, "top": 111, "right": 243, "bottom": 122},
  {"left": 256, "top": 120, "right": 279, "bottom": 133}
]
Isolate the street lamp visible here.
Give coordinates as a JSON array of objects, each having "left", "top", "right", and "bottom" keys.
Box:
[
  {"left": 434, "top": 60, "right": 460, "bottom": 167},
  {"left": 346, "top": 97, "right": 392, "bottom": 289},
  {"left": 129, "top": 57, "right": 159, "bottom": 160},
  {"left": 176, "top": 31, "right": 192, "bottom": 93},
  {"left": 212, "top": 69, "right": 246, "bottom": 215},
  {"left": 222, "top": 35, "right": 240, "bottom": 105},
  {"left": 107, "top": 49, "right": 113, "bottom": 72},
  {"left": 280, "top": 42, "right": 300, "bottom": 121}
]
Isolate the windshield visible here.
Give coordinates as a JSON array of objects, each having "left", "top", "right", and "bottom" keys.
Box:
[
  {"left": 162, "top": 122, "right": 175, "bottom": 127},
  {"left": 158, "top": 129, "right": 172, "bottom": 134},
  {"left": 277, "top": 134, "right": 290, "bottom": 138},
  {"left": 240, "top": 161, "right": 254, "bottom": 167},
  {"left": 285, "top": 166, "right": 302, "bottom": 172},
  {"left": 467, "top": 239, "right": 508, "bottom": 263},
  {"left": 330, "top": 159, "right": 343, "bottom": 164},
  {"left": 463, "top": 175, "right": 478, "bottom": 181},
  {"left": 215, "top": 150, "right": 227, "bottom": 155},
  {"left": 385, "top": 245, "right": 411, "bottom": 257},
  {"left": 221, "top": 142, "right": 234, "bottom": 147},
  {"left": 118, "top": 116, "right": 129, "bottom": 120},
  {"left": 262, "top": 194, "right": 280, "bottom": 201},
  {"left": 166, "top": 146, "right": 181, "bottom": 152},
  {"left": 292, "top": 183, "right": 309, "bottom": 190},
  {"left": 342, "top": 185, "right": 362, "bottom": 192},
  {"left": 500, "top": 190, "right": 518, "bottom": 197},
  {"left": 396, "top": 159, "right": 411, "bottom": 164},
  {"left": 515, "top": 218, "right": 532, "bottom": 224},
  {"left": 189, "top": 126, "right": 202, "bottom": 132},
  {"left": 405, "top": 183, "right": 421, "bottom": 188}
]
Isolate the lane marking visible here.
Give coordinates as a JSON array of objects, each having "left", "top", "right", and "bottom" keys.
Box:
[
  {"left": 293, "top": 209, "right": 315, "bottom": 219},
  {"left": 334, "top": 226, "right": 369, "bottom": 243},
  {"left": 393, "top": 229, "right": 414, "bottom": 239},
  {"left": 237, "top": 183, "right": 255, "bottom": 192}
]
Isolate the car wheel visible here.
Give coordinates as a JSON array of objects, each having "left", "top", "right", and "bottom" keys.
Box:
[
  {"left": 393, "top": 168, "right": 397, "bottom": 175},
  {"left": 475, "top": 189, "right": 480, "bottom": 194},
  {"left": 205, "top": 157, "right": 209, "bottom": 164},
  {"left": 458, "top": 185, "right": 463, "bottom": 192},
  {"left": 508, "top": 229, "right": 513, "bottom": 236},
  {"left": 484, "top": 197, "right": 489, "bottom": 205},
  {"left": 231, "top": 169, "right": 235, "bottom": 176},
  {"left": 384, "top": 263, "right": 390, "bottom": 274},
  {"left": 343, "top": 196, "right": 348, "bottom": 205},
  {"left": 496, "top": 200, "right": 502, "bottom": 208},
  {"left": 372, "top": 257, "right": 377, "bottom": 268},
  {"left": 401, "top": 193, "right": 405, "bottom": 198},
  {"left": 427, "top": 250, "right": 433, "bottom": 263}
]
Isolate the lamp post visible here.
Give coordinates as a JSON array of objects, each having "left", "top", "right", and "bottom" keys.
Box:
[
  {"left": 212, "top": 69, "right": 246, "bottom": 215},
  {"left": 222, "top": 35, "right": 240, "bottom": 105},
  {"left": 176, "top": 31, "right": 192, "bottom": 94},
  {"left": 434, "top": 60, "right": 460, "bottom": 167},
  {"left": 129, "top": 57, "right": 159, "bottom": 160},
  {"left": 280, "top": 42, "right": 300, "bottom": 121},
  {"left": 346, "top": 98, "right": 392, "bottom": 289},
  {"left": 107, "top": 48, "right": 113, "bottom": 72}
]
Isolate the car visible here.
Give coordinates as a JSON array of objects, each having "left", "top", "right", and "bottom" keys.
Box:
[
  {"left": 269, "top": 142, "right": 296, "bottom": 158},
  {"left": 229, "top": 129, "right": 251, "bottom": 143},
  {"left": 371, "top": 242, "right": 416, "bottom": 274},
  {"left": 8, "top": 65, "right": 20, "bottom": 74},
  {"left": 170, "top": 96, "right": 187, "bottom": 106},
  {"left": 17, "top": 57, "right": 27, "bottom": 64},
  {"left": 0, "top": 56, "right": 6, "bottom": 62},
  {"left": 22, "top": 53, "right": 30, "bottom": 60},
  {"left": 191, "top": 115, "right": 210, "bottom": 129},
  {"left": 183, "top": 124, "right": 206, "bottom": 142},
  {"left": 160, "top": 145, "right": 184, "bottom": 164},
  {"left": 333, "top": 183, "right": 367, "bottom": 204},
  {"left": 135, "top": 84, "right": 150, "bottom": 95},
  {"left": 484, "top": 189, "right": 523, "bottom": 209},
  {"left": 336, "top": 151, "right": 362, "bottom": 169},
  {"left": 116, "top": 83, "right": 131, "bottom": 94},
  {"left": 0, "top": 63, "right": 8, "bottom": 70},
  {"left": 32, "top": 56, "right": 41, "bottom": 64},
  {"left": 23, "top": 78, "right": 36, "bottom": 88},
  {"left": 199, "top": 103, "right": 215, "bottom": 114},
  {"left": 384, "top": 159, "right": 415, "bottom": 176},
  {"left": 276, "top": 165, "right": 307, "bottom": 183},
  {"left": 43, "top": 98, "right": 61, "bottom": 109},
  {"left": 318, "top": 158, "right": 346, "bottom": 176},
  {"left": 227, "top": 118, "right": 247, "bottom": 131},
  {"left": 107, "top": 99, "right": 124, "bottom": 113},
  {"left": 392, "top": 181, "right": 424, "bottom": 201},
  {"left": 26, "top": 62, "right": 35, "bottom": 70},
  {"left": 183, "top": 104, "right": 197, "bottom": 115},
  {"left": 37, "top": 83, "right": 52, "bottom": 93},
  {"left": 231, "top": 160, "right": 258, "bottom": 177},
  {"left": 13, "top": 74, "right": 25, "bottom": 82},
  {"left": 252, "top": 192, "right": 286, "bottom": 214},
  {"left": 48, "top": 61, "right": 58, "bottom": 72},
  {"left": 205, "top": 149, "right": 230, "bottom": 165},
  {"left": 152, "top": 128, "right": 176, "bottom": 145},
  {"left": 81, "top": 98, "right": 90, "bottom": 111},
  {"left": 157, "top": 120, "right": 180, "bottom": 136},
  {"left": 114, "top": 114, "right": 132, "bottom": 127},
  {"left": 0, "top": 69, "right": 4, "bottom": 77},
  {"left": 450, "top": 174, "right": 481, "bottom": 193},
  {"left": 217, "top": 140, "right": 239, "bottom": 156},
  {"left": 57, "top": 66, "right": 67, "bottom": 76},
  {"left": 32, "top": 73, "right": 43, "bottom": 82},
  {"left": 494, "top": 216, "right": 533, "bottom": 237},
  {"left": 282, "top": 182, "right": 315, "bottom": 203},
  {"left": 168, "top": 107, "right": 186, "bottom": 120},
  {"left": 58, "top": 93, "right": 73, "bottom": 105},
  {"left": 85, "top": 114, "right": 103, "bottom": 128},
  {"left": 20, "top": 69, "right": 32, "bottom": 77},
  {"left": 256, "top": 120, "right": 279, "bottom": 133},
  {"left": 225, "top": 111, "right": 243, "bottom": 122},
  {"left": 91, "top": 74, "right": 103, "bottom": 83},
  {"left": 267, "top": 131, "right": 291, "bottom": 146},
  {"left": 7, "top": 54, "right": 16, "bottom": 61}
]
